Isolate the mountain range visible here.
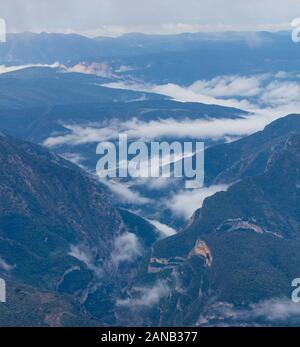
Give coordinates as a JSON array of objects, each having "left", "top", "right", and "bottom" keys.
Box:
[
  {"left": 1, "top": 31, "right": 300, "bottom": 84},
  {"left": 1, "top": 114, "right": 300, "bottom": 326},
  {"left": 1, "top": 30, "right": 300, "bottom": 327}
]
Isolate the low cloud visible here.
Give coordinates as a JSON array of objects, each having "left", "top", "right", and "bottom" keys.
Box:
[
  {"left": 147, "top": 219, "right": 177, "bottom": 237},
  {"left": 260, "top": 81, "right": 300, "bottom": 106},
  {"left": 121, "top": 115, "right": 273, "bottom": 140},
  {"left": 251, "top": 297, "right": 300, "bottom": 321},
  {"left": 104, "top": 73, "right": 300, "bottom": 124},
  {"left": 61, "top": 152, "right": 87, "bottom": 169},
  {"left": 100, "top": 178, "right": 151, "bottom": 205},
  {"left": 0, "top": 63, "right": 61, "bottom": 74},
  {"left": 116, "top": 280, "right": 169, "bottom": 307},
  {"left": 43, "top": 72, "right": 300, "bottom": 150},
  {"left": 198, "top": 298, "right": 300, "bottom": 326},
  {"left": 167, "top": 184, "right": 229, "bottom": 219},
  {"left": 44, "top": 113, "right": 277, "bottom": 148},
  {"left": 71, "top": 73, "right": 300, "bottom": 149},
  {"left": 189, "top": 74, "right": 264, "bottom": 98},
  {"left": 43, "top": 123, "right": 120, "bottom": 147},
  {"left": 104, "top": 80, "right": 253, "bottom": 110},
  {"left": 133, "top": 177, "right": 178, "bottom": 190},
  {"left": 69, "top": 244, "right": 102, "bottom": 278},
  {"left": 111, "top": 232, "right": 143, "bottom": 266},
  {"left": 0, "top": 257, "right": 15, "bottom": 272}
]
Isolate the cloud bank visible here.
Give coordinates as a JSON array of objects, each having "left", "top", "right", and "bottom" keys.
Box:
[
  {"left": 0, "top": 257, "right": 15, "bottom": 272},
  {"left": 44, "top": 114, "right": 277, "bottom": 148},
  {"left": 147, "top": 219, "right": 177, "bottom": 237},
  {"left": 111, "top": 232, "right": 143, "bottom": 266},
  {"left": 68, "top": 244, "right": 103, "bottom": 278},
  {"left": 0, "top": 63, "right": 60, "bottom": 74},
  {"left": 167, "top": 184, "right": 229, "bottom": 219},
  {"left": 116, "top": 280, "right": 169, "bottom": 307},
  {"left": 198, "top": 298, "right": 300, "bottom": 326}
]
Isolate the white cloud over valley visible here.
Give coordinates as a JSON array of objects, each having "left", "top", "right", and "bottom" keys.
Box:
[
  {"left": 0, "top": 63, "right": 60, "bottom": 74},
  {"left": 147, "top": 219, "right": 177, "bottom": 237},
  {"left": 116, "top": 280, "right": 169, "bottom": 307},
  {"left": 167, "top": 184, "right": 229, "bottom": 219},
  {"left": 198, "top": 298, "right": 300, "bottom": 325},
  {"left": 41, "top": 71, "right": 300, "bottom": 225},
  {"left": 111, "top": 232, "right": 143, "bottom": 266}
]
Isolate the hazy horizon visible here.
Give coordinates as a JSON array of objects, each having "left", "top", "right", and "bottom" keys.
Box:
[
  {"left": 3, "top": 29, "right": 293, "bottom": 39},
  {"left": 0, "top": 0, "right": 299, "bottom": 37}
]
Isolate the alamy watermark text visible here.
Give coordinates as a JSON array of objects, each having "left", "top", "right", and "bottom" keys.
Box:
[{"left": 96, "top": 135, "right": 204, "bottom": 189}]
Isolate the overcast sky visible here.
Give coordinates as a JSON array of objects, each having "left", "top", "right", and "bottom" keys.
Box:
[{"left": 0, "top": 0, "right": 300, "bottom": 37}]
